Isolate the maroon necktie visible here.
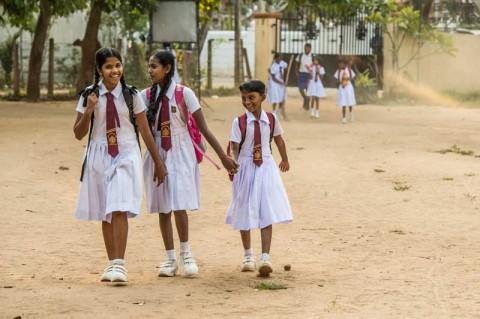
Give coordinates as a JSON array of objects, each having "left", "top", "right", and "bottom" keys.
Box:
[
  {"left": 253, "top": 120, "right": 262, "bottom": 166},
  {"left": 157, "top": 95, "right": 171, "bottom": 151},
  {"left": 106, "top": 92, "right": 120, "bottom": 157}
]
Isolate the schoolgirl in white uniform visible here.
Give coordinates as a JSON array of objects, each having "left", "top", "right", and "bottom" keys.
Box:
[
  {"left": 141, "top": 50, "right": 238, "bottom": 278},
  {"left": 334, "top": 59, "right": 357, "bottom": 123},
  {"left": 226, "top": 80, "right": 292, "bottom": 278},
  {"left": 306, "top": 56, "right": 326, "bottom": 119},
  {"left": 73, "top": 48, "right": 166, "bottom": 285},
  {"left": 267, "top": 53, "right": 288, "bottom": 119}
]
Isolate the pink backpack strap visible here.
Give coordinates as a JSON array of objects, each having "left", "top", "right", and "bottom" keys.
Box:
[
  {"left": 174, "top": 84, "right": 188, "bottom": 124},
  {"left": 146, "top": 87, "right": 151, "bottom": 101}
]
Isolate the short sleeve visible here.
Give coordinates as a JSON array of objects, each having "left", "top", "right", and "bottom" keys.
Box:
[
  {"left": 295, "top": 54, "right": 301, "bottom": 63},
  {"left": 272, "top": 113, "right": 284, "bottom": 137},
  {"left": 281, "top": 61, "right": 288, "bottom": 69},
  {"left": 351, "top": 69, "right": 356, "bottom": 79},
  {"left": 334, "top": 70, "right": 340, "bottom": 80},
  {"left": 75, "top": 95, "right": 85, "bottom": 113},
  {"left": 230, "top": 118, "right": 242, "bottom": 143},
  {"left": 320, "top": 67, "right": 326, "bottom": 75},
  {"left": 133, "top": 93, "right": 146, "bottom": 114},
  {"left": 182, "top": 86, "right": 201, "bottom": 114},
  {"left": 139, "top": 88, "right": 148, "bottom": 106}
]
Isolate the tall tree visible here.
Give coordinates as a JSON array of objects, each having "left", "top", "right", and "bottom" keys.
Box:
[{"left": 75, "top": 0, "right": 155, "bottom": 92}]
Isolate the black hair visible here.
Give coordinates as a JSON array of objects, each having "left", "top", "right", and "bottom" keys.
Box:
[
  {"left": 239, "top": 80, "right": 266, "bottom": 95},
  {"left": 305, "top": 43, "right": 312, "bottom": 48},
  {"left": 80, "top": 47, "right": 129, "bottom": 101},
  {"left": 313, "top": 55, "right": 320, "bottom": 62},
  {"left": 273, "top": 53, "right": 280, "bottom": 59},
  {"left": 146, "top": 50, "right": 175, "bottom": 128}
]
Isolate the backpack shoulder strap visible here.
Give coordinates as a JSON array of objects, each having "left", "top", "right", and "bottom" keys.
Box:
[
  {"left": 122, "top": 84, "right": 141, "bottom": 150},
  {"left": 174, "top": 84, "right": 188, "bottom": 124},
  {"left": 266, "top": 112, "right": 275, "bottom": 142},
  {"left": 146, "top": 87, "right": 151, "bottom": 101},
  {"left": 238, "top": 113, "right": 248, "bottom": 152}
]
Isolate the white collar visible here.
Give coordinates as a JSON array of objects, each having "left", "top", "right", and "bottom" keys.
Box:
[
  {"left": 246, "top": 110, "right": 270, "bottom": 124},
  {"left": 98, "top": 80, "right": 122, "bottom": 98}
]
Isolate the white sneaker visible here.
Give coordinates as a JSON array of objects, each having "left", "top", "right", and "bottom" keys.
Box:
[
  {"left": 110, "top": 264, "right": 128, "bottom": 285},
  {"left": 241, "top": 255, "right": 256, "bottom": 272},
  {"left": 100, "top": 262, "right": 114, "bottom": 282},
  {"left": 158, "top": 259, "right": 178, "bottom": 277},
  {"left": 258, "top": 260, "right": 273, "bottom": 277},
  {"left": 180, "top": 252, "right": 199, "bottom": 277},
  {"left": 310, "top": 108, "right": 315, "bottom": 117},
  {"left": 349, "top": 112, "right": 354, "bottom": 122},
  {"left": 315, "top": 110, "right": 320, "bottom": 118},
  {"left": 342, "top": 117, "right": 347, "bottom": 124}
]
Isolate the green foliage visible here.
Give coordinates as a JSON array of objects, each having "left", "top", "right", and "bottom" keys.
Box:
[
  {"left": 124, "top": 42, "right": 150, "bottom": 89},
  {"left": 55, "top": 47, "right": 81, "bottom": 88},
  {"left": 366, "top": 0, "right": 456, "bottom": 77}
]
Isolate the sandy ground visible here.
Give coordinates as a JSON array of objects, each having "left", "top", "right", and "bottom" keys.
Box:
[{"left": 1, "top": 90, "right": 480, "bottom": 319}]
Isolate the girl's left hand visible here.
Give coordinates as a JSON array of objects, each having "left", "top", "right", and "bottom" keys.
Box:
[
  {"left": 153, "top": 160, "right": 168, "bottom": 186},
  {"left": 222, "top": 155, "right": 239, "bottom": 173},
  {"left": 279, "top": 160, "right": 290, "bottom": 172}
]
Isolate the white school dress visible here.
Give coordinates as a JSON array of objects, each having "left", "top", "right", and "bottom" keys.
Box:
[
  {"left": 226, "top": 110, "right": 293, "bottom": 231},
  {"left": 75, "top": 81, "right": 145, "bottom": 223},
  {"left": 307, "top": 65, "right": 326, "bottom": 98},
  {"left": 141, "top": 80, "right": 201, "bottom": 214},
  {"left": 334, "top": 68, "right": 357, "bottom": 107},
  {"left": 267, "top": 61, "right": 288, "bottom": 104}
]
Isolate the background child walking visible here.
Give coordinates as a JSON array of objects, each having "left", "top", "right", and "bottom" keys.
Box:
[
  {"left": 267, "top": 53, "right": 288, "bottom": 120},
  {"left": 141, "top": 50, "right": 238, "bottom": 278},
  {"left": 226, "top": 80, "right": 292, "bottom": 277},
  {"left": 334, "top": 59, "right": 357, "bottom": 123},
  {"left": 73, "top": 48, "right": 166, "bottom": 285},
  {"left": 306, "top": 56, "right": 326, "bottom": 119}
]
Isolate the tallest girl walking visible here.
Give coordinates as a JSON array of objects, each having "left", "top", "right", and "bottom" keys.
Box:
[{"left": 73, "top": 48, "right": 166, "bottom": 285}]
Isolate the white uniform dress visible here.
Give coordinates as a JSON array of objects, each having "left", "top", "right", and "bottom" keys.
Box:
[
  {"left": 226, "top": 111, "right": 293, "bottom": 230},
  {"left": 307, "top": 65, "right": 326, "bottom": 98},
  {"left": 141, "top": 80, "right": 201, "bottom": 214},
  {"left": 334, "top": 68, "right": 357, "bottom": 107},
  {"left": 75, "top": 81, "right": 145, "bottom": 222},
  {"left": 267, "top": 61, "right": 288, "bottom": 104}
]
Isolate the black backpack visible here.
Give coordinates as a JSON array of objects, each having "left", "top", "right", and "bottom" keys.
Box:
[{"left": 78, "top": 84, "right": 140, "bottom": 181}]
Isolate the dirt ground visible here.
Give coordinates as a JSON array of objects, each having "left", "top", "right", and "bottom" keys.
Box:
[{"left": 1, "top": 90, "right": 480, "bottom": 318}]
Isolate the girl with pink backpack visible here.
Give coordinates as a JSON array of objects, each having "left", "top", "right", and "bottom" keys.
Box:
[{"left": 141, "top": 50, "right": 238, "bottom": 277}]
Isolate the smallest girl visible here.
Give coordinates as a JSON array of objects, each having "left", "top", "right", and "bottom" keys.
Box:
[
  {"left": 306, "top": 56, "right": 326, "bottom": 119},
  {"left": 267, "top": 53, "right": 288, "bottom": 120},
  {"left": 334, "top": 59, "right": 356, "bottom": 124},
  {"left": 226, "top": 80, "right": 293, "bottom": 277}
]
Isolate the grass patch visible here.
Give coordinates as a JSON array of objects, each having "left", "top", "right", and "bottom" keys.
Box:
[
  {"left": 255, "top": 282, "right": 288, "bottom": 290},
  {"left": 435, "top": 145, "right": 475, "bottom": 156},
  {"left": 393, "top": 181, "right": 410, "bottom": 191}
]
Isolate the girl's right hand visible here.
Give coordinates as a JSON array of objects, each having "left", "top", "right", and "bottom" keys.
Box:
[
  {"left": 86, "top": 92, "right": 98, "bottom": 114},
  {"left": 153, "top": 161, "right": 167, "bottom": 186}
]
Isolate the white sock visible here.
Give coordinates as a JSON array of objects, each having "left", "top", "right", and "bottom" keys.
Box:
[
  {"left": 166, "top": 249, "right": 176, "bottom": 260},
  {"left": 112, "top": 259, "right": 125, "bottom": 266},
  {"left": 244, "top": 248, "right": 253, "bottom": 257},
  {"left": 260, "top": 253, "right": 270, "bottom": 261},
  {"left": 180, "top": 241, "right": 191, "bottom": 256}
]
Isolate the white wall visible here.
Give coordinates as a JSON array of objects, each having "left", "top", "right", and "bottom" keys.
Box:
[{"left": 199, "top": 30, "right": 255, "bottom": 79}]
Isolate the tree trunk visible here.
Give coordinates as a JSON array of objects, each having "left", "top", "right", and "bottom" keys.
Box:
[
  {"left": 234, "top": 0, "right": 242, "bottom": 86},
  {"left": 76, "top": 0, "right": 103, "bottom": 92},
  {"left": 26, "top": 0, "right": 52, "bottom": 101}
]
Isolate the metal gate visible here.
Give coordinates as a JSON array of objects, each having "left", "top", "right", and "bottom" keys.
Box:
[{"left": 275, "top": 7, "right": 383, "bottom": 88}]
